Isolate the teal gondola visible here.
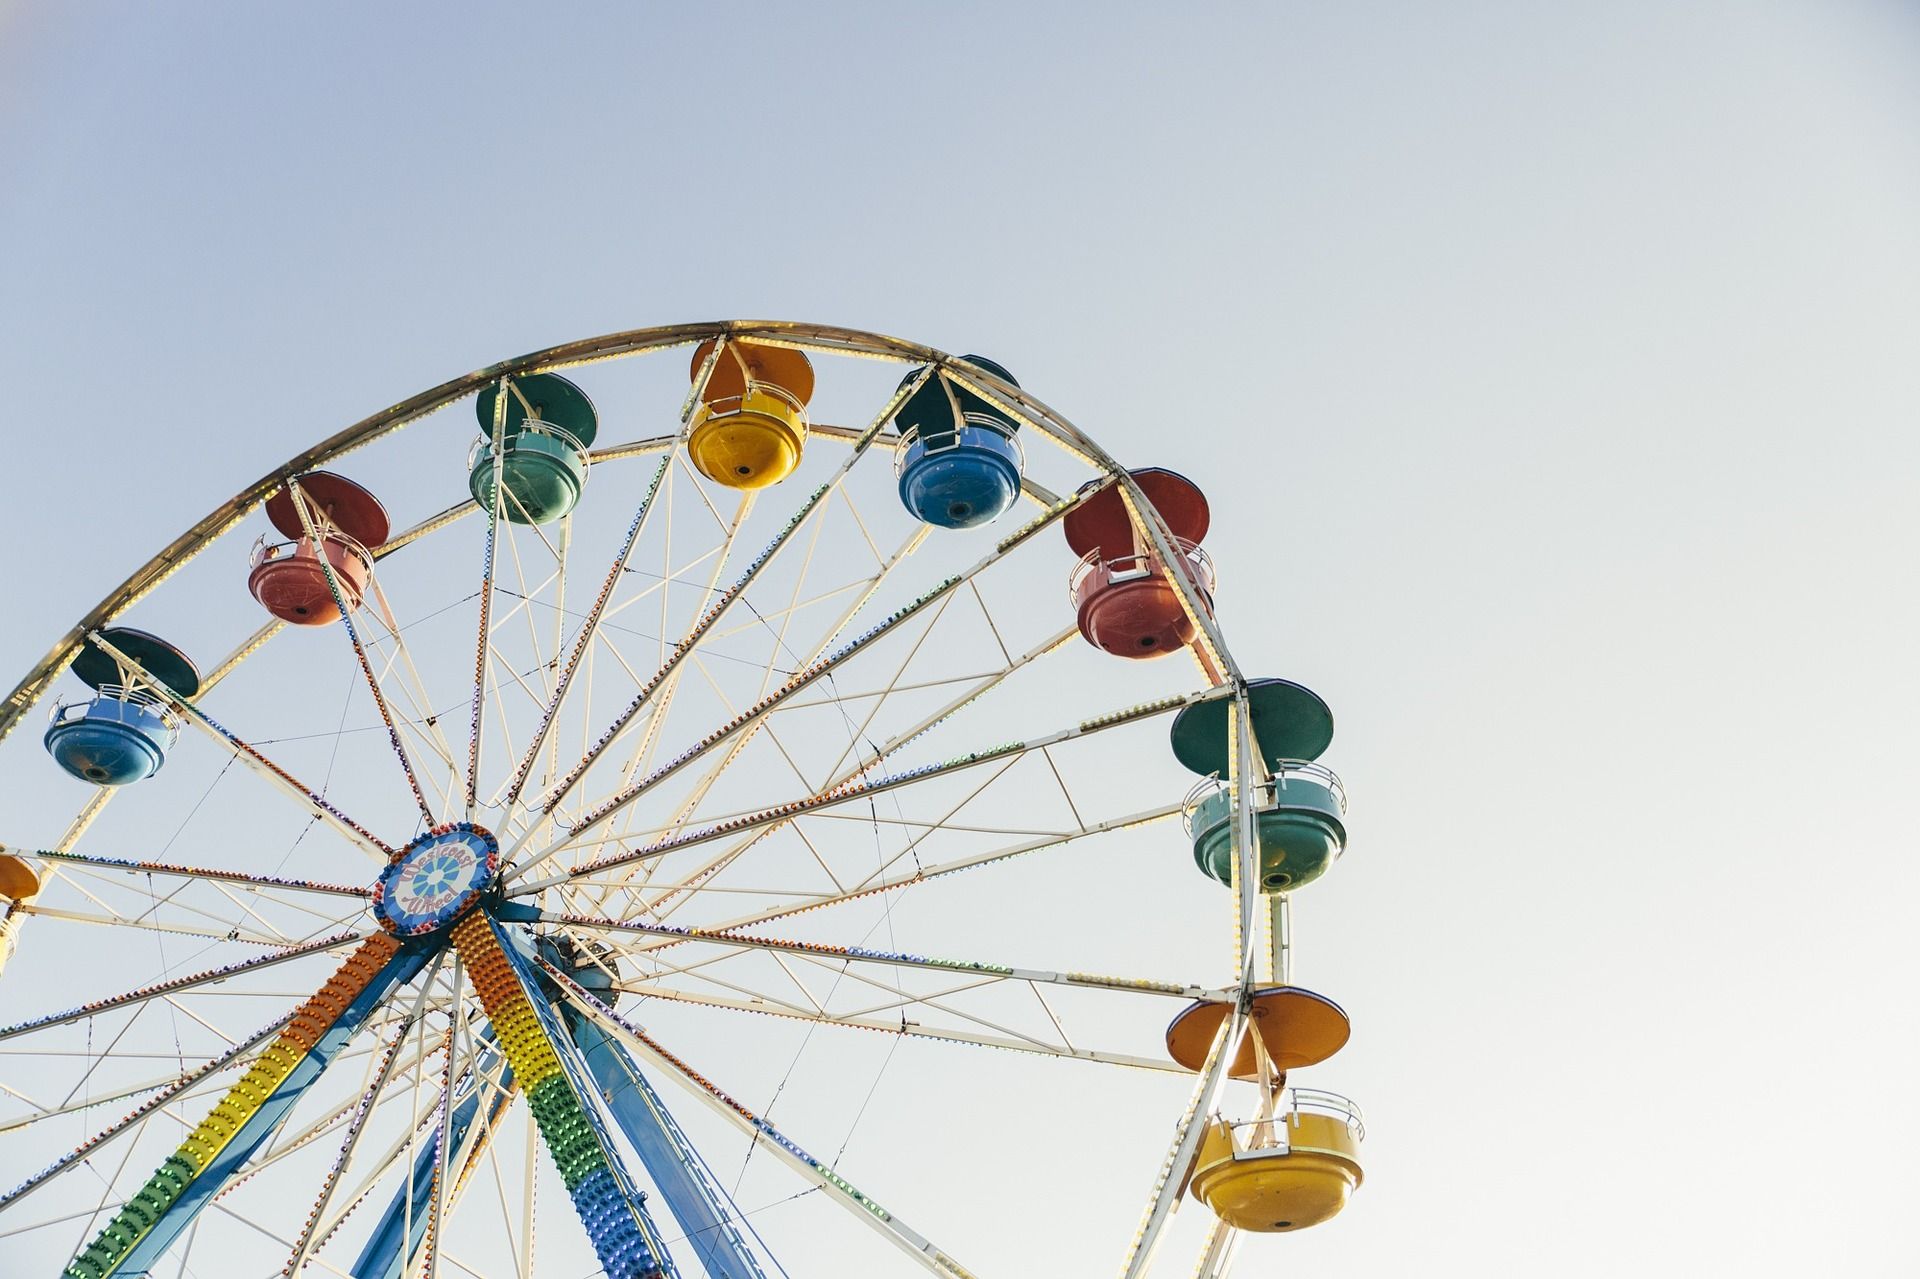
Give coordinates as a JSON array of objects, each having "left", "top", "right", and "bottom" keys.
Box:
[{"left": 470, "top": 373, "right": 599, "bottom": 525}]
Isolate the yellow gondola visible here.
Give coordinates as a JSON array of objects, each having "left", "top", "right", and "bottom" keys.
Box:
[
  {"left": 1189, "top": 1090, "right": 1365, "bottom": 1232},
  {"left": 686, "top": 339, "right": 815, "bottom": 490}
]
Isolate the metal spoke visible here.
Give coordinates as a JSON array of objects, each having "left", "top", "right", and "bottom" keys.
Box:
[
  {"left": 287, "top": 478, "right": 438, "bottom": 827},
  {"left": 0, "top": 931, "right": 362, "bottom": 1044},
  {"left": 1117, "top": 1006, "right": 1245, "bottom": 1279},
  {"left": 13, "top": 902, "right": 292, "bottom": 948},
  {"left": 38, "top": 857, "right": 326, "bottom": 951},
  {"left": 20, "top": 848, "right": 370, "bottom": 901},
  {"left": 283, "top": 971, "right": 437, "bottom": 1275},
  {"left": 464, "top": 381, "right": 511, "bottom": 821},
  {"left": 1190, "top": 1218, "right": 1239, "bottom": 1278},
  {"left": 562, "top": 782, "right": 1122, "bottom": 927},
  {"left": 1229, "top": 698, "right": 1264, "bottom": 993},
  {"left": 600, "top": 980, "right": 1185, "bottom": 1074},
  {"left": 0, "top": 1055, "right": 268, "bottom": 1136},
  {"left": 360, "top": 572, "right": 466, "bottom": 803},
  {"left": 306, "top": 1060, "right": 478, "bottom": 1270},
  {"left": 659, "top": 943, "right": 1129, "bottom": 1057},
  {"left": 0, "top": 1039, "right": 400, "bottom": 1151},
  {"left": 421, "top": 959, "right": 465, "bottom": 1279},
  {"left": 53, "top": 937, "right": 424, "bottom": 1277},
  {"left": 537, "top": 910, "right": 1220, "bottom": 1002}
]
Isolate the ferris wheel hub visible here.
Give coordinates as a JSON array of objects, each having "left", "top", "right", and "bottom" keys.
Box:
[{"left": 370, "top": 822, "right": 501, "bottom": 937}]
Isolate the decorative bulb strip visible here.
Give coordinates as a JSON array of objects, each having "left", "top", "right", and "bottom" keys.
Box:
[
  {"left": 448, "top": 912, "right": 671, "bottom": 1279},
  {"left": 64, "top": 934, "right": 410, "bottom": 1279}
]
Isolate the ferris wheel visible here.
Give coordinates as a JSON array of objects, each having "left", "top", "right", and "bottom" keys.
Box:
[{"left": 0, "top": 322, "right": 1364, "bottom": 1279}]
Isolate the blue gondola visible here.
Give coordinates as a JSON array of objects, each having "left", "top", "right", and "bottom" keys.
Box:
[
  {"left": 893, "top": 356, "right": 1024, "bottom": 529},
  {"left": 44, "top": 628, "right": 201, "bottom": 787}
]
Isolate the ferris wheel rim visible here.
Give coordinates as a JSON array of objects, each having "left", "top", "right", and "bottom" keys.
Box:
[{"left": 0, "top": 319, "right": 1176, "bottom": 750}]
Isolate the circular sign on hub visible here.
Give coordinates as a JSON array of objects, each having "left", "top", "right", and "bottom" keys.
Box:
[{"left": 372, "top": 823, "right": 500, "bottom": 937}]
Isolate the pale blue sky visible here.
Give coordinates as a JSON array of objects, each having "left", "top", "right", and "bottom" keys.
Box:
[{"left": 2, "top": 4, "right": 1918, "bottom": 1275}]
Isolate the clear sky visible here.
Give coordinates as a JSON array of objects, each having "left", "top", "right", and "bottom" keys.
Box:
[{"left": 2, "top": 3, "right": 1918, "bottom": 1276}]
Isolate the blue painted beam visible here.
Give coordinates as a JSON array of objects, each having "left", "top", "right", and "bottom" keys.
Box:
[
  {"left": 82, "top": 943, "right": 429, "bottom": 1278},
  {"left": 570, "top": 1016, "right": 769, "bottom": 1279},
  {"left": 351, "top": 1041, "right": 515, "bottom": 1279}
]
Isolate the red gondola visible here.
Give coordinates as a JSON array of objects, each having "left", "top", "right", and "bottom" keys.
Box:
[
  {"left": 247, "top": 472, "right": 391, "bottom": 626},
  {"left": 1064, "top": 468, "right": 1215, "bottom": 658}
]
